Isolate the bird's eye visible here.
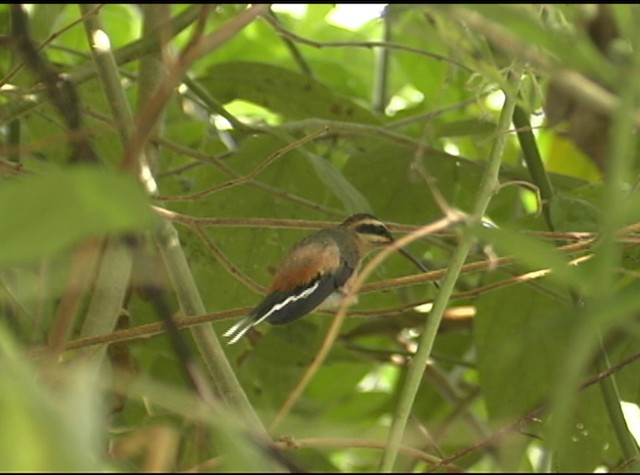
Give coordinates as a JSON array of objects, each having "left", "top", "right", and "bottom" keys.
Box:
[{"left": 355, "top": 223, "right": 392, "bottom": 242}]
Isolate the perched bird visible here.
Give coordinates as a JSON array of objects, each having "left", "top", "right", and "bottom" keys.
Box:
[{"left": 224, "top": 213, "right": 428, "bottom": 344}]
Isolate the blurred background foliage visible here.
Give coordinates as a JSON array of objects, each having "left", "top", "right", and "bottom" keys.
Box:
[{"left": 1, "top": 4, "right": 640, "bottom": 472}]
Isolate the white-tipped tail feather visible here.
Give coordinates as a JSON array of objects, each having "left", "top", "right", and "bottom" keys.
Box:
[
  {"left": 223, "top": 316, "right": 254, "bottom": 345},
  {"left": 224, "top": 280, "right": 322, "bottom": 344}
]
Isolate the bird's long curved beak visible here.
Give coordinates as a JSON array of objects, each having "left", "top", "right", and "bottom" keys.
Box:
[
  {"left": 397, "top": 246, "right": 440, "bottom": 289},
  {"left": 397, "top": 247, "right": 430, "bottom": 273}
]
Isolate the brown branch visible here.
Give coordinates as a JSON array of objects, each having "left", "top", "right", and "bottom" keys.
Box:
[
  {"left": 151, "top": 137, "right": 340, "bottom": 216},
  {"left": 122, "top": 4, "right": 271, "bottom": 174},
  {"left": 155, "top": 127, "right": 328, "bottom": 202},
  {"left": 26, "top": 241, "right": 627, "bottom": 357}
]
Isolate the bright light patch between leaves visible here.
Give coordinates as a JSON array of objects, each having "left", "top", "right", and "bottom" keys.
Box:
[
  {"left": 527, "top": 442, "right": 549, "bottom": 472},
  {"left": 414, "top": 302, "right": 434, "bottom": 313},
  {"left": 327, "top": 4, "right": 386, "bottom": 29},
  {"left": 385, "top": 84, "right": 425, "bottom": 116},
  {"left": 91, "top": 29, "right": 111, "bottom": 53},
  {"left": 621, "top": 401, "right": 640, "bottom": 446},
  {"left": 223, "top": 99, "right": 282, "bottom": 127},
  {"left": 520, "top": 187, "right": 541, "bottom": 215},
  {"left": 530, "top": 110, "right": 545, "bottom": 134},
  {"left": 357, "top": 364, "right": 399, "bottom": 393},
  {"left": 485, "top": 89, "right": 506, "bottom": 111},
  {"left": 443, "top": 141, "right": 461, "bottom": 157},
  {"left": 272, "top": 4, "right": 386, "bottom": 30},
  {"left": 271, "top": 4, "right": 308, "bottom": 18}
]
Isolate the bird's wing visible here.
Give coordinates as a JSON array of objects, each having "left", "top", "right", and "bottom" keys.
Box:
[
  {"left": 252, "top": 272, "right": 335, "bottom": 325},
  {"left": 224, "top": 236, "right": 355, "bottom": 343},
  {"left": 256, "top": 237, "right": 350, "bottom": 324},
  {"left": 223, "top": 272, "right": 336, "bottom": 344}
]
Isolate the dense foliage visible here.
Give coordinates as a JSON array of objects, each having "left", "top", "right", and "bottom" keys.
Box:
[{"left": 1, "top": 4, "right": 639, "bottom": 472}]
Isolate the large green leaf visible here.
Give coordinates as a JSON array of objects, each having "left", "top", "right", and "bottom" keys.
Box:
[
  {"left": 475, "top": 282, "right": 612, "bottom": 471},
  {"left": 550, "top": 385, "right": 614, "bottom": 472},
  {"left": 0, "top": 168, "right": 153, "bottom": 266},
  {"left": 198, "top": 61, "right": 381, "bottom": 124},
  {"left": 476, "top": 284, "right": 573, "bottom": 421}
]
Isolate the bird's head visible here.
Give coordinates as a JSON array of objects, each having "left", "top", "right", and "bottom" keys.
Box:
[
  {"left": 340, "top": 213, "right": 394, "bottom": 250},
  {"left": 340, "top": 214, "right": 430, "bottom": 275}
]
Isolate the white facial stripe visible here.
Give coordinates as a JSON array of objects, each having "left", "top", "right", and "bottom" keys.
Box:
[
  {"left": 253, "top": 279, "right": 321, "bottom": 326},
  {"left": 368, "top": 234, "right": 391, "bottom": 243},
  {"left": 356, "top": 218, "right": 384, "bottom": 227}
]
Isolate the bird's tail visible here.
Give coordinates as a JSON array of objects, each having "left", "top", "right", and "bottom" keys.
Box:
[{"left": 223, "top": 315, "right": 254, "bottom": 345}]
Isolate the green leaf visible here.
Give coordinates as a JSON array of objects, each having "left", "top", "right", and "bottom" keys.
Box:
[
  {"left": 306, "top": 153, "right": 371, "bottom": 213},
  {"left": 475, "top": 283, "right": 572, "bottom": 469},
  {"left": 434, "top": 118, "right": 497, "bottom": 138},
  {"left": 476, "top": 284, "right": 573, "bottom": 421},
  {"left": 476, "top": 282, "right": 614, "bottom": 472},
  {"left": 550, "top": 385, "right": 613, "bottom": 472},
  {"left": 199, "top": 61, "right": 381, "bottom": 124},
  {"left": 0, "top": 168, "right": 153, "bottom": 266},
  {"left": 388, "top": 7, "right": 452, "bottom": 105},
  {"left": 29, "top": 4, "right": 68, "bottom": 42},
  {"left": 548, "top": 193, "right": 600, "bottom": 232}
]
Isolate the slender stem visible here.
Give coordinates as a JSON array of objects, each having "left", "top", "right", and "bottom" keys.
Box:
[
  {"left": 46, "top": 238, "right": 102, "bottom": 357},
  {"left": 372, "top": 9, "right": 391, "bottom": 113},
  {"left": 264, "top": 13, "right": 472, "bottom": 72},
  {"left": 80, "top": 4, "right": 135, "bottom": 141},
  {"left": 76, "top": 237, "right": 133, "bottom": 364},
  {"left": 73, "top": 5, "right": 138, "bottom": 365},
  {"left": 268, "top": 9, "right": 314, "bottom": 77},
  {"left": 379, "top": 66, "right": 523, "bottom": 471},
  {"left": 595, "top": 338, "right": 640, "bottom": 465},
  {"left": 512, "top": 104, "right": 554, "bottom": 227},
  {"left": 154, "top": 219, "right": 266, "bottom": 433}
]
